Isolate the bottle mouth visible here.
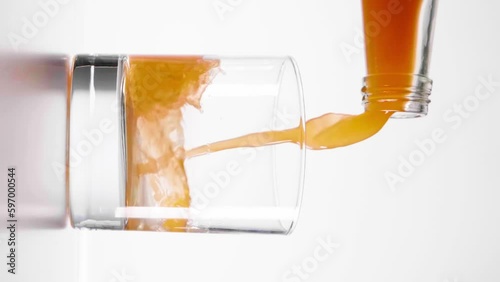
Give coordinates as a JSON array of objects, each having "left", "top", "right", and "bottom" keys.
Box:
[{"left": 361, "top": 74, "right": 432, "bottom": 118}]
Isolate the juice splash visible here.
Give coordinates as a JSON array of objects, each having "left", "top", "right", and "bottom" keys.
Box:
[{"left": 124, "top": 56, "right": 219, "bottom": 231}]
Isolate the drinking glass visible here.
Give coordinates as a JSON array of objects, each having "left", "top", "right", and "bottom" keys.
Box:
[{"left": 69, "top": 55, "right": 305, "bottom": 234}]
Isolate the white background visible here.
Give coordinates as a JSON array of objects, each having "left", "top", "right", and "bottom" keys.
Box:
[{"left": 1, "top": 0, "right": 500, "bottom": 281}]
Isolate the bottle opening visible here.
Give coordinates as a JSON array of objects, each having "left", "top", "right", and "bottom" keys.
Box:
[{"left": 361, "top": 74, "right": 432, "bottom": 118}]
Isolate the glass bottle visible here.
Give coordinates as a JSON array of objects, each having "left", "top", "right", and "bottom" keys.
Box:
[{"left": 361, "top": 0, "right": 438, "bottom": 118}]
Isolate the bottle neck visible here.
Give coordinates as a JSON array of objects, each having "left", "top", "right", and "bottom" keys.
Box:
[{"left": 361, "top": 74, "right": 432, "bottom": 118}]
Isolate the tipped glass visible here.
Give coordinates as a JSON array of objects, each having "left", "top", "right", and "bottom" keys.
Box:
[{"left": 69, "top": 55, "right": 305, "bottom": 234}]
